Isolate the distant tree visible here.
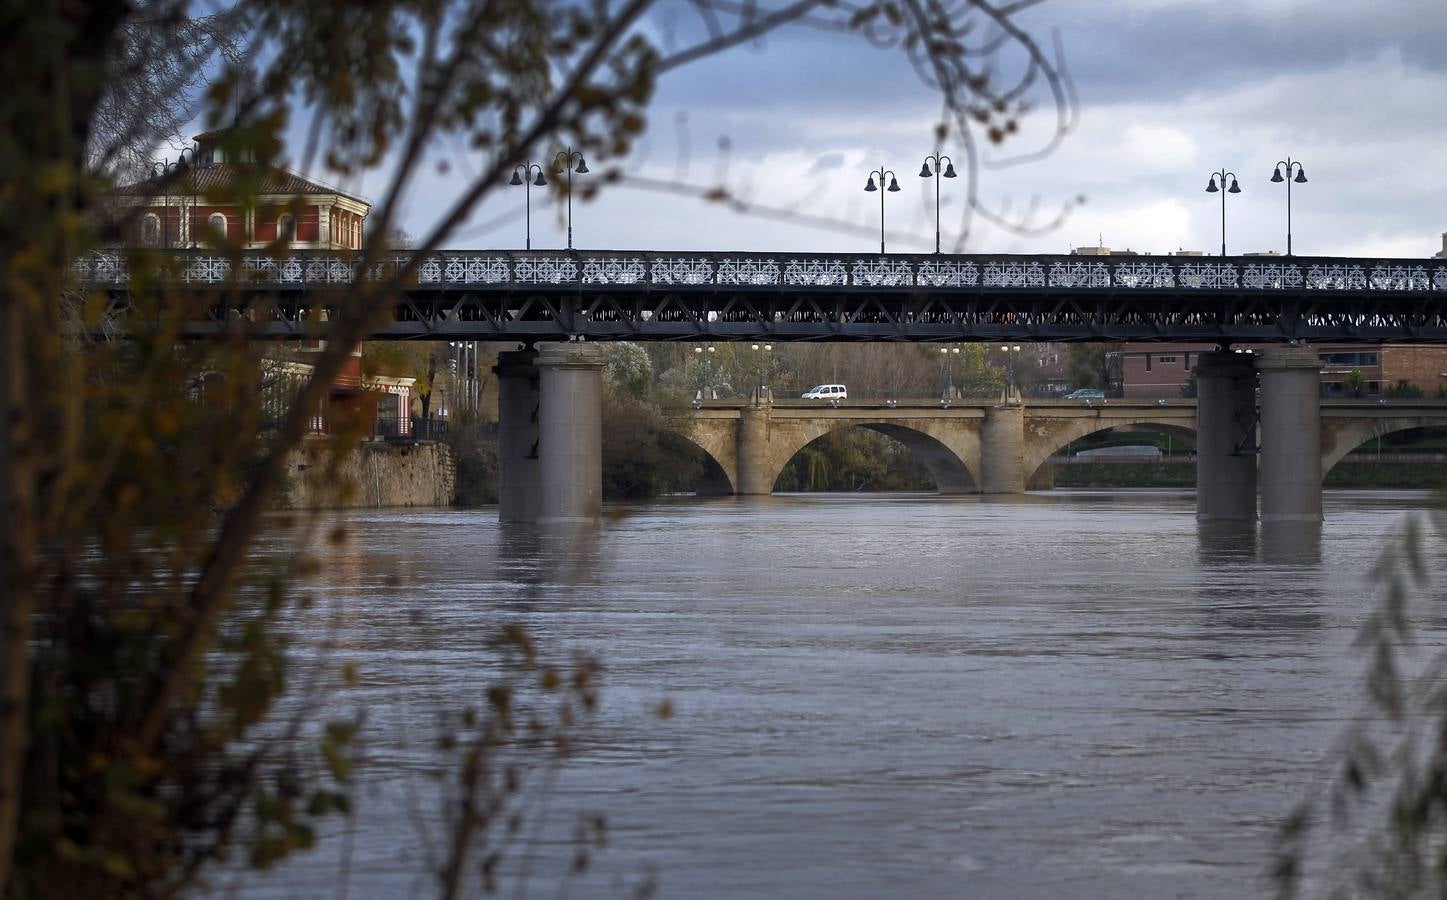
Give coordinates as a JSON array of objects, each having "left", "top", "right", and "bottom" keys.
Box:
[
  {"left": 1343, "top": 368, "right": 1368, "bottom": 398},
  {"left": 603, "top": 341, "right": 653, "bottom": 398},
  {"left": 363, "top": 342, "right": 445, "bottom": 416},
  {"left": 1067, "top": 344, "right": 1123, "bottom": 395},
  {"left": 1180, "top": 370, "right": 1198, "bottom": 399}
]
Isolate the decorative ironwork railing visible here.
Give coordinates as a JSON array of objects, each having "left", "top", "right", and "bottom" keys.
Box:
[{"left": 70, "top": 250, "right": 1447, "bottom": 293}]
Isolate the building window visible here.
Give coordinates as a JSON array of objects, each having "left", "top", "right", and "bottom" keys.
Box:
[
  {"left": 142, "top": 213, "right": 161, "bottom": 247},
  {"left": 208, "top": 213, "right": 226, "bottom": 238},
  {"left": 277, "top": 214, "right": 295, "bottom": 242},
  {"left": 1158, "top": 355, "right": 1177, "bottom": 364}
]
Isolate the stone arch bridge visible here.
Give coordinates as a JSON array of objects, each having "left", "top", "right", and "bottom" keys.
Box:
[{"left": 686, "top": 398, "right": 1447, "bottom": 497}]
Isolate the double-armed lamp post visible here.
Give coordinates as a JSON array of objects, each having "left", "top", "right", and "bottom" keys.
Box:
[
  {"left": 552, "top": 147, "right": 589, "bottom": 250},
  {"left": 1204, "top": 168, "right": 1241, "bottom": 257},
  {"left": 148, "top": 145, "right": 199, "bottom": 249},
  {"left": 1270, "top": 157, "right": 1308, "bottom": 256},
  {"left": 694, "top": 344, "right": 716, "bottom": 401},
  {"left": 940, "top": 346, "right": 960, "bottom": 403},
  {"left": 863, "top": 166, "right": 901, "bottom": 254},
  {"left": 752, "top": 342, "right": 773, "bottom": 402},
  {"left": 510, "top": 162, "right": 548, "bottom": 250},
  {"left": 919, "top": 154, "right": 957, "bottom": 254}
]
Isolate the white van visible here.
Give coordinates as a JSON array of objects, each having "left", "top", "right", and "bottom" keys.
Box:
[{"left": 801, "top": 384, "right": 847, "bottom": 400}]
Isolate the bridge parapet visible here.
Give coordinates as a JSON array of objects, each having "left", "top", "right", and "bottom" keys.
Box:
[{"left": 72, "top": 249, "right": 1447, "bottom": 293}]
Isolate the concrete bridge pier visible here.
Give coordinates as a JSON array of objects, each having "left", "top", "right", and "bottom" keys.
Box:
[
  {"left": 495, "top": 348, "right": 541, "bottom": 522},
  {"left": 1195, "top": 351, "right": 1257, "bottom": 521},
  {"left": 1258, "top": 347, "right": 1323, "bottom": 523},
  {"left": 494, "top": 345, "right": 605, "bottom": 522},
  {"left": 980, "top": 405, "right": 1025, "bottom": 493},
  {"left": 536, "top": 345, "right": 605, "bottom": 522}
]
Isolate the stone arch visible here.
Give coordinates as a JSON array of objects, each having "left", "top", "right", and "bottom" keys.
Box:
[
  {"left": 1022, "top": 416, "right": 1199, "bottom": 485},
  {"left": 683, "top": 414, "right": 739, "bottom": 495},
  {"left": 1320, "top": 417, "right": 1447, "bottom": 477},
  {"left": 755, "top": 417, "right": 982, "bottom": 494}
]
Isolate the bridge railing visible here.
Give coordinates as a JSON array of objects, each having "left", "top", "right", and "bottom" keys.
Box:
[{"left": 70, "top": 250, "right": 1447, "bottom": 293}]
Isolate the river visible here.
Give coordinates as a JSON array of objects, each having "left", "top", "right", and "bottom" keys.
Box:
[{"left": 233, "top": 489, "right": 1442, "bottom": 899}]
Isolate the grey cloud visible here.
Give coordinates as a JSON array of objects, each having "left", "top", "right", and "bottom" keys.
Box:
[{"left": 808, "top": 152, "right": 845, "bottom": 174}]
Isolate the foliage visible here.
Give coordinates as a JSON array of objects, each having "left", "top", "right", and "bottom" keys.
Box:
[
  {"left": 1385, "top": 378, "right": 1425, "bottom": 400},
  {"left": 601, "top": 388, "right": 702, "bottom": 500},
  {"left": 1271, "top": 512, "right": 1447, "bottom": 898},
  {"left": 603, "top": 341, "right": 653, "bottom": 398},
  {"left": 774, "top": 429, "right": 934, "bottom": 492},
  {"left": 1343, "top": 368, "right": 1368, "bottom": 398},
  {"left": 364, "top": 342, "right": 445, "bottom": 415},
  {"left": 1180, "top": 370, "right": 1198, "bottom": 399},
  {"left": 448, "top": 419, "right": 500, "bottom": 506},
  {"left": 1, "top": 0, "right": 1074, "bottom": 895},
  {"left": 1067, "top": 344, "right": 1123, "bottom": 396}
]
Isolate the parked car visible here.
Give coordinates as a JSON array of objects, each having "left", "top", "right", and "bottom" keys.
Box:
[
  {"left": 802, "top": 383, "right": 847, "bottom": 400},
  {"left": 1064, "top": 388, "right": 1105, "bottom": 400}
]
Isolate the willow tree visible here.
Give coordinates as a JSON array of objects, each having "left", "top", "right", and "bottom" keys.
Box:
[{"left": 0, "top": 0, "right": 1071, "bottom": 894}]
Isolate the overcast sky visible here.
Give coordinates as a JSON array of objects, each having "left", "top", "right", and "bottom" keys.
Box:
[{"left": 359, "top": 0, "right": 1447, "bottom": 258}]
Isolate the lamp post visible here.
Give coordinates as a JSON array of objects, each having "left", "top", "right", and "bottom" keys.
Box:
[
  {"left": 1204, "top": 168, "right": 1241, "bottom": 257},
  {"left": 863, "top": 166, "right": 901, "bottom": 254},
  {"left": 918, "top": 154, "right": 957, "bottom": 254},
  {"left": 1000, "top": 344, "right": 1021, "bottom": 400},
  {"left": 509, "top": 161, "right": 548, "bottom": 250},
  {"left": 148, "top": 146, "right": 198, "bottom": 249},
  {"left": 552, "top": 147, "right": 589, "bottom": 250},
  {"left": 1269, "top": 157, "right": 1308, "bottom": 256},
  {"left": 939, "top": 346, "right": 960, "bottom": 402},
  {"left": 694, "top": 344, "right": 716, "bottom": 400},
  {"left": 752, "top": 342, "right": 773, "bottom": 402}
]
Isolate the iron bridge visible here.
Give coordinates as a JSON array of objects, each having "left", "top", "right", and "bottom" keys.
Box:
[{"left": 72, "top": 250, "right": 1447, "bottom": 343}]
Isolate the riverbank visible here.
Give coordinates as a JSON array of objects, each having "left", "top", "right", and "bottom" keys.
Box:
[
  {"left": 282, "top": 439, "right": 455, "bottom": 509},
  {"left": 1048, "top": 458, "right": 1447, "bottom": 490}
]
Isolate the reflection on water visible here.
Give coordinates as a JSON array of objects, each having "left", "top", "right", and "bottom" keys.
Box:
[{"left": 236, "top": 490, "right": 1435, "bottom": 900}]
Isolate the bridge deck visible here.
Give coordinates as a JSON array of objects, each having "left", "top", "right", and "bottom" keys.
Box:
[{"left": 75, "top": 250, "right": 1447, "bottom": 342}]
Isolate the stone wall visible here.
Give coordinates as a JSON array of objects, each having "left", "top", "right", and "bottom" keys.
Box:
[{"left": 283, "top": 439, "right": 456, "bottom": 509}]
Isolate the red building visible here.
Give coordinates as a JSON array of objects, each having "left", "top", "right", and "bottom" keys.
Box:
[{"left": 115, "top": 132, "right": 414, "bottom": 436}]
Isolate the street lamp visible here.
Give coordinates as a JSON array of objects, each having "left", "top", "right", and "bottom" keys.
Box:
[
  {"left": 751, "top": 342, "right": 773, "bottom": 402},
  {"left": 939, "top": 346, "right": 960, "bottom": 402},
  {"left": 1269, "top": 157, "right": 1308, "bottom": 256},
  {"left": 694, "top": 344, "right": 716, "bottom": 400},
  {"left": 1204, "top": 168, "right": 1241, "bottom": 257},
  {"left": 918, "top": 154, "right": 957, "bottom": 254},
  {"left": 509, "top": 161, "right": 548, "bottom": 250},
  {"left": 1000, "top": 344, "right": 1022, "bottom": 401},
  {"left": 863, "top": 166, "right": 901, "bottom": 254},
  {"left": 552, "top": 147, "right": 589, "bottom": 250},
  {"left": 148, "top": 146, "right": 200, "bottom": 249}
]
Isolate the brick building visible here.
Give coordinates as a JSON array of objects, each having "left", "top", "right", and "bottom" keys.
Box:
[
  {"left": 115, "top": 132, "right": 415, "bottom": 435},
  {"left": 115, "top": 131, "right": 370, "bottom": 251}
]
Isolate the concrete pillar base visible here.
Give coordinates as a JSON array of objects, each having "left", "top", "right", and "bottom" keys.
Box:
[
  {"left": 981, "top": 405, "right": 1025, "bottom": 493},
  {"left": 494, "top": 348, "right": 540, "bottom": 523},
  {"left": 536, "top": 345, "right": 605, "bottom": 523},
  {"left": 1258, "top": 346, "right": 1323, "bottom": 523},
  {"left": 1195, "top": 351, "right": 1257, "bottom": 521}
]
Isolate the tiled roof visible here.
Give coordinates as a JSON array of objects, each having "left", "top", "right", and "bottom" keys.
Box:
[{"left": 116, "top": 164, "right": 369, "bottom": 207}]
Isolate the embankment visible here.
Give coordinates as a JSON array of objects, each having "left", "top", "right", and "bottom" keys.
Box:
[
  {"left": 282, "top": 439, "right": 455, "bottom": 509},
  {"left": 1046, "top": 458, "right": 1447, "bottom": 490}
]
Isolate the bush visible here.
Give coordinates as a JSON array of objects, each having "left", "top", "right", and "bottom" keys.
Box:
[{"left": 601, "top": 389, "right": 703, "bottom": 499}]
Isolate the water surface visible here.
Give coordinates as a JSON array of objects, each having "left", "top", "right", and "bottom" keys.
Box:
[{"left": 238, "top": 490, "right": 1440, "bottom": 899}]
